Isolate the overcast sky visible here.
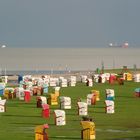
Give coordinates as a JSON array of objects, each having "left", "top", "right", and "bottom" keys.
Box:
[{"left": 0, "top": 0, "right": 140, "bottom": 48}]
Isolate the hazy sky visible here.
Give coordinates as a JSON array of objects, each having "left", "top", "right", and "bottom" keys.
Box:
[{"left": 0, "top": 0, "right": 140, "bottom": 48}]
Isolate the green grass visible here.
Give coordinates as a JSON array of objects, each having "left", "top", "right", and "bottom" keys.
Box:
[{"left": 0, "top": 81, "right": 140, "bottom": 140}]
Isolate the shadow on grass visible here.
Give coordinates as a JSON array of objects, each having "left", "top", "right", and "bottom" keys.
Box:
[
  {"left": 49, "top": 136, "right": 81, "bottom": 139},
  {"left": 69, "top": 119, "right": 81, "bottom": 122},
  {"left": 10, "top": 122, "right": 42, "bottom": 125},
  {"left": 117, "top": 95, "right": 133, "bottom": 99},
  {"left": 66, "top": 112, "right": 77, "bottom": 115},
  {"left": 46, "top": 123, "right": 56, "bottom": 126},
  {"left": 93, "top": 106, "right": 105, "bottom": 109},
  {"left": 108, "top": 136, "right": 140, "bottom": 140},
  {"left": 3, "top": 114, "right": 41, "bottom": 118},
  {"left": 88, "top": 110, "right": 105, "bottom": 114}
]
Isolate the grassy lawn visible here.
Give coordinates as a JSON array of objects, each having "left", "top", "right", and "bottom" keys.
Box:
[{"left": 0, "top": 81, "right": 140, "bottom": 140}]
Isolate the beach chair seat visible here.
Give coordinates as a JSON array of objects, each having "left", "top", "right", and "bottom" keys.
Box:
[
  {"left": 69, "top": 76, "right": 76, "bottom": 86},
  {"left": 54, "top": 110, "right": 66, "bottom": 126},
  {"left": 4, "top": 87, "right": 15, "bottom": 99},
  {"left": 15, "top": 87, "right": 24, "bottom": 100},
  {"left": 35, "top": 124, "right": 49, "bottom": 140},
  {"left": 105, "top": 100, "right": 114, "bottom": 113},
  {"left": 24, "top": 90, "right": 31, "bottom": 103},
  {"left": 47, "top": 93, "right": 58, "bottom": 105},
  {"left": 86, "top": 78, "right": 93, "bottom": 87},
  {"left": 134, "top": 88, "right": 140, "bottom": 97},
  {"left": 0, "top": 99, "right": 6, "bottom": 112},
  {"left": 33, "top": 86, "right": 38, "bottom": 95},
  {"left": 105, "top": 89, "right": 115, "bottom": 100},
  {"left": 77, "top": 102, "right": 88, "bottom": 116},
  {"left": 81, "top": 75, "right": 88, "bottom": 83},
  {"left": 0, "top": 85, "right": 5, "bottom": 96},
  {"left": 36, "top": 96, "right": 47, "bottom": 108},
  {"left": 81, "top": 121, "right": 96, "bottom": 140},
  {"left": 91, "top": 90, "right": 100, "bottom": 101},
  {"left": 60, "top": 96, "right": 71, "bottom": 109},
  {"left": 43, "top": 84, "right": 48, "bottom": 94},
  {"left": 109, "top": 75, "right": 116, "bottom": 84},
  {"left": 37, "top": 86, "right": 43, "bottom": 95},
  {"left": 87, "top": 94, "right": 96, "bottom": 105},
  {"left": 42, "top": 104, "right": 50, "bottom": 118}
]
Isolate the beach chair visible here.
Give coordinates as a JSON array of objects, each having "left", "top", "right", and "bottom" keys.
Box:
[
  {"left": 86, "top": 78, "right": 93, "bottom": 87},
  {"left": 24, "top": 90, "right": 31, "bottom": 103},
  {"left": 60, "top": 78, "right": 67, "bottom": 87},
  {"left": 87, "top": 94, "right": 96, "bottom": 105},
  {"left": 15, "top": 87, "right": 24, "bottom": 100},
  {"left": 54, "top": 110, "right": 66, "bottom": 126},
  {"left": 105, "top": 89, "right": 115, "bottom": 101},
  {"left": 134, "top": 88, "right": 140, "bottom": 97},
  {"left": 35, "top": 124, "right": 49, "bottom": 140},
  {"left": 49, "top": 78, "right": 57, "bottom": 87},
  {"left": 105, "top": 100, "right": 114, "bottom": 114},
  {"left": 36, "top": 96, "right": 47, "bottom": 108},
  {"left": 1, "top": 76, "right": 8, "bottom": 84},
  {"left": 109, "top": 75, "right": 116, "bottom": 84},
  {"left": 60, "top": 96, "right": 71, "bottom": 109},
  {"left": 133, "top": 74, "right": 140, "bottom": 82},
  {"left": 93, "top": 74, "right": 99, "bottom": 83},
  {"left": 0, "top": 99, "right": 6, "bottom": 112},
  {"left": 77, "top": 102, "right": 88, "bottom": 116},
  {"left": 4, "top": 87, "right": 15, "bottom": 99},
  {"left": 81, "top": 121, "right": 96, "bottom": 140},
  {"left": 69, "top": 76, "right": 76, "bottom": 86},
  {"left": 47, "top": 93, "right": 58, "bottom": 105},
  {"left": 91, "top": 90, "right": 100, "bottom": 101},
  {"left": 43, "top": 84, "right": 48, "bottom": 94},
  {"left": 54, "top": 86, "right": 60, "bottom": 96},
  {"left": 98, "top": 74, "right": 106, "bottom": 83},
  {"left": 42, "top": 104, "right": 50, "bottom": 118},
  {"left": 0, "top": 85, "right": 5, "bottom": 96},
  {"left": 123, "top": 73, "right": 132, "bottom": 81},
  {"left": 37, "top": 86, "right": 43, "bottom": 96},
  {"left": 81, "top": 75, "right": 88, "bottom": 83},
  {"left": 32, "top": 86, "right": 38, "bottom": 95},
  {"left": 37, "top": 79, "right": 44, "bottom": 87}
]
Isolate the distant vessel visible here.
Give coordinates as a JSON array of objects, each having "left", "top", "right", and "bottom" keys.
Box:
[
  {"left": 1, "top": 45, "right": 6, "bottom": 48},
  {"left": 109, "top": 42, "right": 129, "bottom": 48}
]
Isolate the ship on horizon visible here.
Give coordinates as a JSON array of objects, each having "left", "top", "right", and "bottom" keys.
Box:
[{"left": 109, "top": 42, "right": 129, "bottom": 48}]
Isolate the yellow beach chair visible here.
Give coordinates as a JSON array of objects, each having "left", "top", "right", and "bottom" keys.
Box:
[
  {"left": 81, "top": 121, "right": 96, "bottom": 140},
  {"left": 35, "top": 124, "right": 49, "bottom": 140}
]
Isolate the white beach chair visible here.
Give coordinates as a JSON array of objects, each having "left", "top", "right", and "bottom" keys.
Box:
[
  {"left": 54, "top": 86, "right": 60, "bottom": 92},
  {"left": 87, "top": 78, "right": 93, "bottom": 87},
  {"left": 93, "top": 74, "right": 99, "bottom": 83},
  {"left": 69, "top": 76, "right": 76, "bottom": 86},
  {"left": 81, "top": 75, "right": 88, "bottom": 83},
  {"left": 40, "top": 96, "right": 47, "bottom": 104},
  {"left": 87, "top": 94, "right": 94, "bottom": 105},
  {"left": 0, "top": 99, "right": 6, "bottom": 112},
  {"left": 100, "top": 74, "right": 106, "bottom": 83},
  {"left": 105, "top": 89, "right": 115, "bottom": 100},
  {"left": 77, "top": 102, "right": 88, "bottom": 116},
  {"left": 54, "top": 110, "right": 66, "bottom": 126},
  {"left": 133, "top": 74, "right": 140, "bottom": 82},
  {"left": 16, "top": 87, "right": 25, "bottom": 100},
  {"left": 49, "top": 78, "right": 57, "bottom": 87},
  {"left": 60, "top": 78, "right": 67, "bottom": 87},
  {"left": 105, "top": 100, "right": 114, "bottom": 114},
  {"left": 60, "top": 96, "right": 71, "bottom": 109}
]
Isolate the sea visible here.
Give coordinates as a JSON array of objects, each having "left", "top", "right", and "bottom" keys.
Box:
[{"left": 0, "top": 47, "right": 140, "bottom": 75}]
